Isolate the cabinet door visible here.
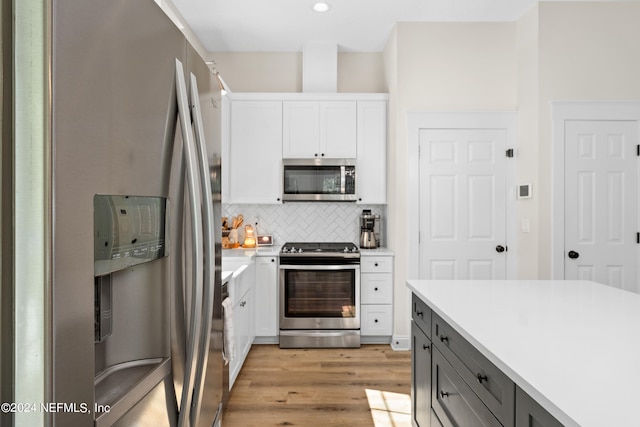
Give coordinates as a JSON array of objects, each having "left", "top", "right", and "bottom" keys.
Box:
[
  {"left": 320, "top": 101, "right": 357, "bottom": 158},
  {"left": 515, "top": 386, "right": 563, "bottom": 427},
  {"left": 283, "top": 101, "right": 357, "bottom": 159},
  {"left": 356, "top": 101, "right": 386, "bottom": 204},
  {"left": 229, "top": 293, "right": 246, "bottom": 389},
  {"left": 229, "top": 100, "right": 283, "bottom": 203},
  {"left": 255, "top": 256, "right": 278, "bottom": 337},
  {"left": 282, "top": 101, "right": 320, "bottom": 158},
  {"left": 432, "top": 348, "right": 502, "bottom": 427},
  {"left": 412, "top": 321, "right": 432, "bottom": 427}
]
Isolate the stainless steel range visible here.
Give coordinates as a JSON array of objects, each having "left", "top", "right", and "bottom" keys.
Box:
[{"left": 279, "top": 242, "right": 361, "bottom": 348}]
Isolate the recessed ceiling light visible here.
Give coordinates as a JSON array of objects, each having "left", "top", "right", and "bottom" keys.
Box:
[{"left": 312, "top": 2, "right": 331, "bottom": 13}]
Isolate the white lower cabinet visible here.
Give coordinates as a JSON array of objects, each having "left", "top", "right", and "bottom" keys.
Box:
[
  {"left": 254, "top": 255, "right": 279, "bottom": 343},
  {"left": 360, "top": 253, "right": 393, "bottom": 341},
  {"left": 228, "top": 260, "right": 256, "bottom": 390},
  {"left": 361, "top": 305, "right": 393, "bottom": 336}
]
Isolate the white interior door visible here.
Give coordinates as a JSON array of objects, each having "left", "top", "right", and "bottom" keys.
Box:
[
  {"left": 564, "top": 120, "right": 639, "bottom": 292},
  {"left": 419, "top": 129, "right": 508, "bottom": 279}
]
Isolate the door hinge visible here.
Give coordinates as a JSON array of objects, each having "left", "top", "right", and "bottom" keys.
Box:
[{"left": 506, "top": 148, "right": 515, "bottom": 158}]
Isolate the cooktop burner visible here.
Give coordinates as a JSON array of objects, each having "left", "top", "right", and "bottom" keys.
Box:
[{"left": 280, "top": 242, "right": 359, "bottom": 256}]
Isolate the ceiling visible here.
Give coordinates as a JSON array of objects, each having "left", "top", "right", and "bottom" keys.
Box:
[{"left": 170, "top": 0, "right": 538, "bottom": 53}]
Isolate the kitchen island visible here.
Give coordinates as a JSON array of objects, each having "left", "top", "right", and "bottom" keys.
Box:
[{"left": 407, "top": 279, "right": 640, "bottom": 427}]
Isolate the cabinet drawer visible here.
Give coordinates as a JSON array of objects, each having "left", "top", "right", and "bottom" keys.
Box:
[
  {"left": 515, "top": 386, "right": 563, "bottom": 427},
  {"left": 432, "top": 313, "right": 515, "bottom": 427},
  {"left": 431, "top": 409, "right": 444, "bottom": 427},
  {"left": 361, "top": 305, "right": 392, "bottom": 335},
  {"left": 432, "top": 348, "right": 502, "bottom": 427},
  {"left": 361, "top": 273, "right": 392, "bottom": 304},
  {"left": 412, "top": 293, "right": 431, "bottom": 339},
  {"left": 361, "top": 256, "right": 392, "bottom": 273}
]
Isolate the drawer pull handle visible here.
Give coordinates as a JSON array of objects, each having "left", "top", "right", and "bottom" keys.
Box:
[
  {"left": 439, "top": 335, "right": 449, "bottom": 343},
  {"left": 374, "top": 287, "right": 379, "bottom": 291},
  {"left": 440, "top": 390, "right": 450, "bottom": 398},
  {"left": 374, "top": 319, "right": 379, "bottom": 323},
  {"left": 476, "top": 373, "right": 488, "bottom": 383},
  {"left": 374, "top": 263, "right": 379, "bottom": 267},
  {"left": 422, "top": 344, "right": 430, "bottom": 352},
  {"left": 416, "top": 311, "right": 424, "bottom": 317}
]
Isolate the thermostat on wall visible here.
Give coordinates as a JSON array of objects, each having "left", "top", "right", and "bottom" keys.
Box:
[{"left": 518, "top": 183, "right": 532, "bottom": 199}]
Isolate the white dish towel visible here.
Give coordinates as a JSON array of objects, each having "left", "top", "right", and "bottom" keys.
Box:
[{"left": 222, "top": 296, "right": 235, "bottom": 365}]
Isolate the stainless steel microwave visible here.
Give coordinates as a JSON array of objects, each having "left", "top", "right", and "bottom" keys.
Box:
[{"left": 282, "top": 158, "right": 356, "bottom": 202}]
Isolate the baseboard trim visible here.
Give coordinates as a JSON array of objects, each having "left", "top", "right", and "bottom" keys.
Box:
[
  {"left": 253, "top": 336, "right": 279, "bottom": 345},
  {"left": 391, "top": 335, "right": 410, "bottom": 351},
  {"left": 360, "top": 336, "right": 392, "bottom": 345}
]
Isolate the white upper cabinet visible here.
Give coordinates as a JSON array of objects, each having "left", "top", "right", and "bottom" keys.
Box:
[
  {"left": 283, "top": 101, "right": 357, "bottom": 159},
  {"left": 356, "top": 101, "right": 387, "bottom": 204},
  {"left": 229, "top": 100, "right": 283, "bottom": 204}
]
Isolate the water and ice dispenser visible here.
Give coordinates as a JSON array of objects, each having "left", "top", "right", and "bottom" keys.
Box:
[
  {"left": 93, "top": 195, "right": 171, "bottom": 425},
  {"left": 93, "top": 195, "right": 168, "bottom": 341}
]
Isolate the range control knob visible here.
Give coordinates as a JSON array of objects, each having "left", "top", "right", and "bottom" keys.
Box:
[
  {"left": 290, "top": 246, "right": 296, "bottom": 253},
  {"left": 343, "top": 247, "right": 350, "bottom": 253},
  {"left": 297, "top": 248, "right": 304, "bottom": 253},
  {"left": 281, "top": 247, "right": 289, "bottom": 253}
]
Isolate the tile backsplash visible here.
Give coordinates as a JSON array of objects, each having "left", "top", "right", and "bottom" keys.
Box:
[{"left": 222, "top": 203, "right": 386, "bottom": 246}]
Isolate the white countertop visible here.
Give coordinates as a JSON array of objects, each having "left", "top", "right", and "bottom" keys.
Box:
[
  {"left": 221, "top": 246, "right": 280, "bottom": 257},
  {"left": 406, "top": 279, "right": 640, "bottom": 427},
  {"left": 222, "top": 271, "right": 233, "bottom": 284},
  {"left": 359, "top": 247, "right": 394, "bottom": 256}
]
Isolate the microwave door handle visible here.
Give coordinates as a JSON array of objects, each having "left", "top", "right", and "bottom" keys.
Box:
[{"left": 340, "top": 166, "right": 346, "bottom": 194}]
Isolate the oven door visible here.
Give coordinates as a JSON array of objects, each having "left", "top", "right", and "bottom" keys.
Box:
[{"left": 279, "top": 264, "right": 360, "bottom": 330}]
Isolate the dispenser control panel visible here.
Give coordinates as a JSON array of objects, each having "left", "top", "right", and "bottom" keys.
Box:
[{"left": 94, "top": 195, "right": 168, "bottom": 276}]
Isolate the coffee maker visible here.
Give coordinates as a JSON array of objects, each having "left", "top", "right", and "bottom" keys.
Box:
[{"left": 360, "top": 209, "right": 381, "bottom": 249}]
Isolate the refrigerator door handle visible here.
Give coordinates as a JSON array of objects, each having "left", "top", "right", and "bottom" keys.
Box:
[
  {"left": 188, "top": 71, "right": 217, "bottom": 427},
  {"left": 175, "top": 59, "right": 204, "bottom": 427}
]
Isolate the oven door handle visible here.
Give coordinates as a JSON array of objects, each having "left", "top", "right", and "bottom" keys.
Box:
[{"left": 279, "top": 264, "right": 360, "bottom": 271}]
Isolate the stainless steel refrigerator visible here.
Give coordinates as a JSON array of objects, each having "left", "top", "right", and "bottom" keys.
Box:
[{"left": 1, "top": 0, "right": 223, "bottom": 426}]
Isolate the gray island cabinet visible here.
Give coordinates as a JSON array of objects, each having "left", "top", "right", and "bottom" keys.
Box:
[{"left": 408, "top": 280, "right": 640, "bottom": 427}]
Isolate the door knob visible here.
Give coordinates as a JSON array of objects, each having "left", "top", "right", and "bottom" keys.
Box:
[
  {"left": 568, "top": 250, "right": 580, "bottom": 259},
  {"left": 496, "top": 245, "right": 506, "bottom": 253}
]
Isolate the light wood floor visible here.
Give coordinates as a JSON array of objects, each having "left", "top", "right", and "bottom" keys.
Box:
[{"left": 223, "top": 344, "right": 412, "bottom": 427}]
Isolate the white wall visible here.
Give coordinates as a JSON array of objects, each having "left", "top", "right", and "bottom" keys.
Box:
[
  {"left": 516, "top": 6, "right": 540, "bottom": 279},
  {"left": 386, "top": 22, "right": 518, "bottom": 339},
  {"left": 537, "top": 1, "right": 640, "bottom": 278},
  {"left": 202, "top": 1, "right": 640, "bottom": 343},
  {"left": 210, "top": 52, "right": 386, "bottom": 93}
]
